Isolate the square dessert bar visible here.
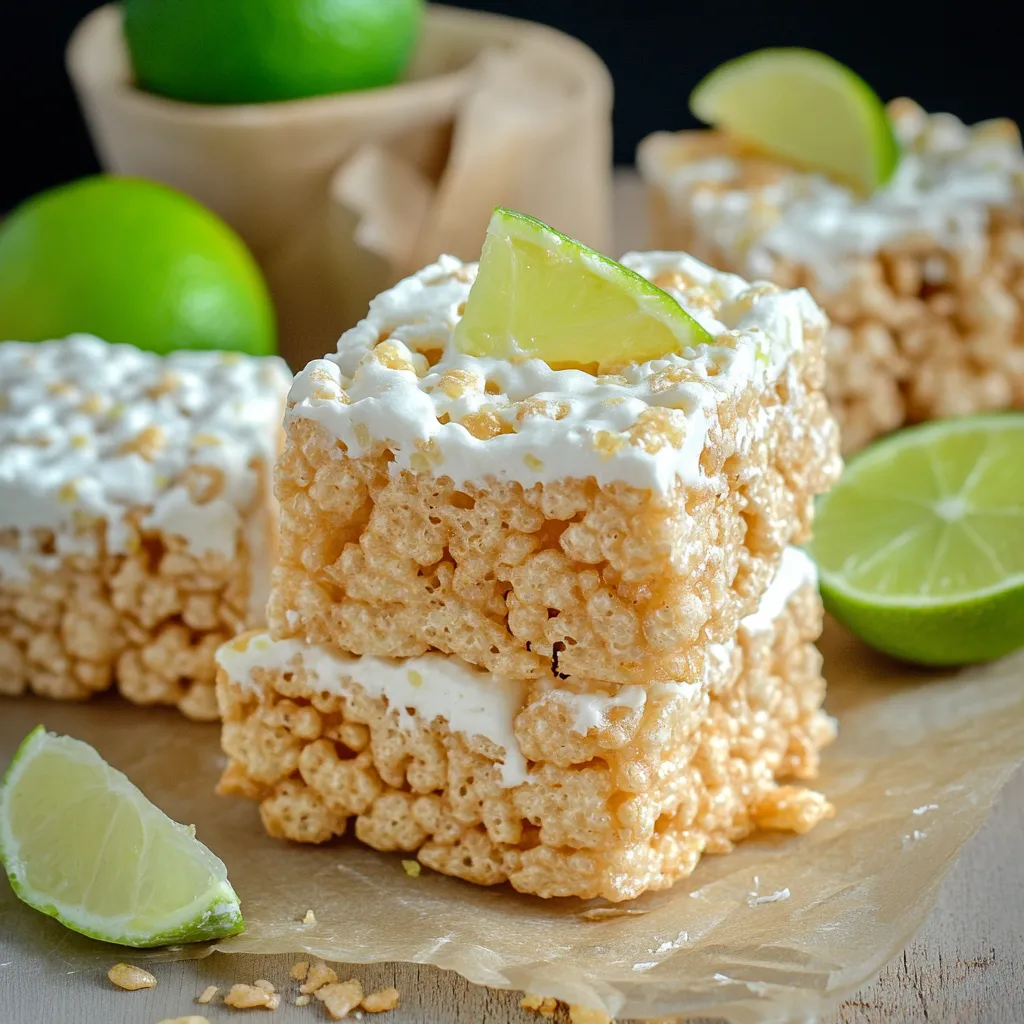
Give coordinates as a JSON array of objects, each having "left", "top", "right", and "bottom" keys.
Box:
[
  {"left": 0, "top": 335, "right": 291, "bottom": 719},
  {"left": 639, "top": 99, "right": 1024, "bottom": 453},
  {"left": 268, "top": 252, "right": 841, "bottom": 689},
  {"left": 218, "top": 548, "right": 834, "bottom": 902}
]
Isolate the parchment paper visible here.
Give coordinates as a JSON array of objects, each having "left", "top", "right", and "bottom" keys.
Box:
[
  {"left": 66, "top": 4, "right": 614, "bottom": 371},
  {"left": 2, "top": 620, "right": 1023, "bottom": 1023}
]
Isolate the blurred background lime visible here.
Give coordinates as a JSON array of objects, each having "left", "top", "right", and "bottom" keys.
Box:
[
  {"left": 123, "top": 0, "right": 426, "bottom": 105},
  {"left": 0, "top": 175, "right": 276, "bottom": 355}
]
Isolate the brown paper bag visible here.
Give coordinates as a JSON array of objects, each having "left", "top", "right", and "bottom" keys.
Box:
[{"left": 66, "top": 4, "right": 613, "bottom": 370}]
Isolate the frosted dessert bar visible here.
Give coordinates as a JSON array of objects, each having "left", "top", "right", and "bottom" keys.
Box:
[
  {"left": 268, "top": 253, "right": 841, "bottom": 689},
  {"left": 0, "top": 336, "right": 291, "bottom": 719},
  {"left": 639, "top": 100, "right": 1024, "bottom": 452},
  {"left": 218, "top": 548, "right": 834, "bottom": 902}
]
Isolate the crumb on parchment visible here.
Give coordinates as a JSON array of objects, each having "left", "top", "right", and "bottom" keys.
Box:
[
  {"left": 521, "top": 993, "right": 558, "bottom": 1018},
  {"left": 290, "top": 960, "right": 310, "bottom": 981},
  {"left": 361, "top": 987, "right": 401, "bottom": 1013},
  {"left": 108, "top": 964, "right": 157, "bottom": 991},
  {"left": 196, "top": 985, "right": 217, "bottom": 1005},
  {"left": 224, "top": 981, "right": 280, "bottom": 1010},
  {"left": 302, "top": 908, "right": 317, "bottom": 924},
  {"left": 401, "top": 860, "right": 421, "bottom": 878},
  {"left": 295, "top": 995, "right": 312, "bottom": 1007},
  {"left": 300, "top": 960, "right": 338, "bottom": 994},
  {"left": 157, "top": 1018, "right": 212, "bottom": 1024},
  {"left": 316, "top": 979, "right": 364, "bottom": 1020}
]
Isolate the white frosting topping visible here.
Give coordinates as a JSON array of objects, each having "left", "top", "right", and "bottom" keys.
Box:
[
  {"left": 216, "top": 639, "right": 529, "bottom": 787},
  {"left": 0, "top": 335, "right": 291, "bottom": 581},
  {"left": 220, "top": 547, "right": 817, "bottom": 784},
  {"left": 286, "top": 252, "right": 823, "bottom": 495},
  {"left": 642, "top": 103, "right": 1024, "bottom": 292},
  {"left": 740, "top": 546, "right": 817, "bottom": 634}
]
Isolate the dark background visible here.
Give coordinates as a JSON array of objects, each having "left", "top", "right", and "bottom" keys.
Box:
[{"left": 1, "top": 0, "right": 1019, "bottom": 211}]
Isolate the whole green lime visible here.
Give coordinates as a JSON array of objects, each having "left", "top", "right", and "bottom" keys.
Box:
[
  {"left": 0, "top": 176, "right": 276, "bottom": 356},
  {"left": 123, "top": 0, "right": 425, "bottom": 105}
]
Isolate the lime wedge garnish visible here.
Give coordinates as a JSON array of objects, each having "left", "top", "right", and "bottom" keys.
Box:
[
  {"left": 690, "top": 48, "right": 899, "bottom": 192},
  {"left": 454, "top": 207, "right": 713, "bottom": 371},
  {"left": 0, "top": 727, "right": 243, "bottom": 947},
  {"left": 808, "top": 414, "right": 1024, "bottom": 666}
]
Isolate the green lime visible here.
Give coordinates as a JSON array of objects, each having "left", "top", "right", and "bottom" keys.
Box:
[
  {"left": 454, "top": 207, "right": 713, "bottom": 372},
  {"left": 123, "top": 0, "right": 425, "bottom": 105},
  {"left": 690, "top": 48, "right": 900, "bottom": 192},
  {"left": 0, "top": 176, "right": 275, "bottom": 356},
  {"left": 808, "top": 414, "right": 1024, "bottom": 666},
  {"left": 0, "top": 727, "right": 243, "bottom": 947}
]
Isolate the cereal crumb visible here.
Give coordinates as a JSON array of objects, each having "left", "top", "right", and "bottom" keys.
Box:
[
  {"left": 302, "top": 908, "right": 317, "bottom": 924},
  {"left": 300, "top": 960, "right": 339, "bottom": 994},
  {"left": 316, "top": 979, "right": 364, "bottom": 1020},
  {"left": 108, "top": 963, "right": 157, "bottom": 991},
  {"left": 196, "top": 985, "right": 218, "bottom": 1004},
  {"left": 290, "top": 960, "right": 310, "bottom": 981},
  {"left": 295, "top": 995, "right": 312, "bottom": 1007},
  {"left": 224, "top": 982, "right": 281, "bottom": 1009},
  {"left": 569, "top": 1005, "right": 613, "bottom": 1024},
  {"left": 521, "top": 993, "right": 558, "bottom": 1018},
  {"left": 361, "top": 987, "right": 400, "bottom": 1012},
  {"left": 401, "top": 859, "right": 421, "bottom": 878}
]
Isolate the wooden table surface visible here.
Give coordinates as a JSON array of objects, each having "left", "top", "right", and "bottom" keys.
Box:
[{"left": 3, "top": 173, "right": 1023, "bottom": 1024}]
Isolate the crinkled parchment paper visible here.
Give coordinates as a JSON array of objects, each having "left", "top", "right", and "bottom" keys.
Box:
[{"left": 3, "top": 621, "right": 1024, "bottom": 1023}]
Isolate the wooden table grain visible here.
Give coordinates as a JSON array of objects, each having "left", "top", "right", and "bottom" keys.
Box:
[{"left": 2, "top": 173, "right": 1023, "bottom": 1024}]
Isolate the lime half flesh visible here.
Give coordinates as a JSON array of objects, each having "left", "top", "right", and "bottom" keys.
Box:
[{"left": 808, "top": 414, "right": 1024, "bottom": 666}]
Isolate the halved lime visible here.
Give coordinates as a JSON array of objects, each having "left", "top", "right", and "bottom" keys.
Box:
[
  {"left": 0, "top": 727, "right": 243, "bottom": 947},
  {"left": 690, "top": 48, "right": 900, "bottom": 193},
  {"left": 808, "top": 414, "right": 1024, "bottom": 666},
  {"left": 454, "top": 207, "right": 713, "bottom": 371}
]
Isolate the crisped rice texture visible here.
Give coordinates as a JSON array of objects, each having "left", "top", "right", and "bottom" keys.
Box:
[
  {"left": 643, "top": 128, "right": 1024, "bottom": 453},
  {"left": 268, "top": 352, "right": 839, "bottom": 687},
  {"left": 0, "top": 512, "right": 267, "bottom": 720},
  {"left": 218, "top": 583, "right": 834, "bottom": 902}
]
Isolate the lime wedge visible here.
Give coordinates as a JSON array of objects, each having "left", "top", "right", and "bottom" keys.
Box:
[
  {"left": 808, "top": 414, "right": 1024, "bottom": 666},
  {"left": 690, "top": 48, "right": 899, "bottom": 192},
  {"left": 0, "top": 727, "right": 243, "bottom": 947},
  {"left": 454, "top": 207, "right": 713, "bottom": 371}
]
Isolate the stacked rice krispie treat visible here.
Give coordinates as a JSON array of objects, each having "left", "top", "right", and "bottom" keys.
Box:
[
  {"left": 639, "top": 100, "right": 1024, "bottom": 452},
  {"left": 216, "top": 249, "right": 842, "bottom": 900},
  {"left": 0, "top": 335, "right": 291, "bottom": 719}
]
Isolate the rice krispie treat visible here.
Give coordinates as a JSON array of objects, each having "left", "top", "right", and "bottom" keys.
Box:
[
  {"left": 0, "top": 335, "right": 291, "bottom": 719},
  {"left": 218, "top": 547, "right": 834, "bottom": 901},
  {"left": 639, "top": 100, "right": 1024, "bottom": 452},
  {"left": 268, "top": 252, "right": 840, "bottom": 689}
]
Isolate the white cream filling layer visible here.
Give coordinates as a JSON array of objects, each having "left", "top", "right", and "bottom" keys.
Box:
[
  {"left": 219, "top": 548, "right": 818, "bottom": 788},
  {"left": 0, "top": 335, "right": 291, "bottom": 582},
  {"left": 642, "top": 104, "right": 1024, "bottom": 293},
  {"left": 287, "top": 251, "right": 823, "bottom": 495}
]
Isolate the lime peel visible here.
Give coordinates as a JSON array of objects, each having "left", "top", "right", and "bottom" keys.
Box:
[
  {"left": 454, "top": 207, "right": 713, "bottom": 371},
  {"left": 0, "top": 726, "right": 244, "bottom": 947}
]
